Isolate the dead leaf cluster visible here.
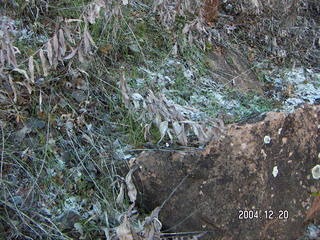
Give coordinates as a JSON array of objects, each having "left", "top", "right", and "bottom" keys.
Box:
[
  {"left": 0, "top": 0, "right": 106, "bottom": 107},
  {"left": 114, "top": 167, "right": 206, "bottom": 240},
  {"left": 152, "top": 0, "right": 215, "bottom": 48},
  {"left": 119, "top": 70, "right": 223, "bottom": 146},
  {"left": 113, "top": 167, "right": 162, "bottom": 240}
]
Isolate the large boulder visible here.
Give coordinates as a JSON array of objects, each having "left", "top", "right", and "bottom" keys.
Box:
[{"left": 135, "top": 104, "right": 320, "bottom": 240}]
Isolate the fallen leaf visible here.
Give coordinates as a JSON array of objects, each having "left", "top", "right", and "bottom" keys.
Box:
[
  {"left": 115, "top": 216, "right": 134, "bottom": 240},
  {"left": 39, "top": 49, "right": 49, "bottom": 76},
  {"left": 125, "top": 168, "right": 137, "bottom": 203},
  {"left": 305, "top": 196, "right": 320, "bottom": 222}
]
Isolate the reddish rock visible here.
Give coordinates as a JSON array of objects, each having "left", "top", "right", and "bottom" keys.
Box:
[{"left": 135, "top": 104, "right": 320, "bottom": 240}]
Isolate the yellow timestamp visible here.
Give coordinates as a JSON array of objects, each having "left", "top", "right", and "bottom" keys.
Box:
[{"left": 238, "top": 209, "right": 289, "bottom": 220}]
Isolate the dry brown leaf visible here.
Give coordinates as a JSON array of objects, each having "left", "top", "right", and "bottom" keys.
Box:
[
  {"left": 64, "top": 47, "right": 78, "bottom": 60},
  {"left": 203, "top": 0, "right": 219, "bottom": 24},
  {"left": 78, "top": 49, "right": 85, "bottom": 63},
  {"left": 0, "top": 49, "right": 5, "bottom": 66},
  {"left": 39, "top": 49, "right": 49, "bottom": 76},
  {"left": 191, "top": 122, "right": 208, "bottom": 144},
  {"left": 116, "top": 183, "right": 125, "bottom": 205},
  {"left": 13, "top": 68, "right": 30, "bottom": 82},
  {"left": 98, "top": 44, "right": 113, "bottom": 54},
  {"left": 158, "top": 121, "right": 168, "bottom": 143},
  {"left": 83, "top": 29, "right": 91, "bottom": 55},
  {"left": 46, "top": 40, "right": 53, "bottom": 66},
  {"left": 120, "top": 68, "right": 130, "bottom": 108},
  {"left": 142, "top": 207, "right": 162, "bottom": 240},
  {"left": 172, "top": 121, "right": 187, "bottom": 145},
  {"left": 86, "top": 0, "right": 105, "bottom": 24},
  {"left": 125, "top": 168, "right": 137, "bottom": 203},
  {"left": 58, "top": 29, "right": 66, "bottom": 57},
  {"left": 7, "top": 44, "right": 17, "bottom": 67},
  {"left": 28, "top": 56, "right": 35, "bottom": 83},
  {"left": 52, "top": 33, "right": 59, "bottom": 66},
  {"left": 22, "top": 81, "right": 32, "bottom": 95},
  {"left": 305, "top": 196, "right": 320, "bottom": 222},
  {"left": 144, "top": 123, "right": 151, "bottom": 141},
  {"left": 115, "top": 216, "right": 134, "bottom": 240},
  {"left": 34, "top": 59, "right": 41, "bottom": 74},
  {"left": 8, "top": 74, "right": 17, "bottom": 103},
  {"left": 85, "top": 28, "right": 96, "bottom": 47},
  {"left": 63, "top": 25, "right": 76, "bottom": 45}
]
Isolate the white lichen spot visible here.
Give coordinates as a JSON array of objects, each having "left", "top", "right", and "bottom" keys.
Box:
[
  {"left": 264, "top": 135, "right": 271, "bottom": 144},
  {"left": 311, "top": 165, "right": 320, "bottom": 179},
  {"left": 318, "top": 152, "right": 320, "bottom": 159},
  {"left": 278, "top": 128, "right": 282, "bottom": 135},
  {"left": 272, "top": 166, "right": 278, "bottom": 177}
]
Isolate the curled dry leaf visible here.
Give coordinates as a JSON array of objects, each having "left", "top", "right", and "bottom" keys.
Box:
[
  {"left": 144, "top": 123, "right": 151, "bottom": 141},
  {"left": 125, "top": 168, "right": 137, "bottom": 203},
  {"left": 120, "top": 68, "right": 130, "bottom": 108},
  {"left": 19, "top": 81, "right": 32, "bottom": 95},
  {"left": 116, "top": 183, "right": 125, "bottom": 205},
  {"left": 78, "top": 49, "right": 85, "bottom": 63},
  {"left": 190, "top": 122, "right": 208, "bottom": 144},
  {"left": 7, "top": 44, "right": 18, "bottom": 67},
  {"left": 63, "top": 25, "right": 76, "bottom": 45},
  {"left": 142, "top": 207, "right": 162, "bottom": 240},
  {"left": 8, "top": 75, "right": 17, "bottom": 103},
  {"left": 58, "top": 29, "right": 66, "bottom": 56},
  {"left": 86, "top": 0, "right": 106, "bottom": 24},
  {"left": 158, "top": 121, "right": 168, "bottom": 143},
  {"left": 13, "top": 68, "right": 30, "bottom": 82},
  {"left": 39, "top": 49, "right": 49, "bottom": 77},
  {"left": 64, "top": 47, "right": 78, "bottom": 60},
  {"left": 46, "top": 40, "right": 53, "bottom": 66},
  {"left": 83, "top": 29, "right": 91, "bottom": 55},
  {"left": 0, "top": 49, "right": 5, "bottom": 66},
  {"left": 85, "top": 29, "right": 96, "bottom": 47},
  {"left": 52, "top": 33, "right": 59, "bottom": 66},
  {"left": 28, "top": 56, "right": 35, "bottom": 83},
  {"left": 115, "top": 216, "right": 134, "bottom": 240},
  {"left": 172, "top": 121, "right": 187, "bottom": 145},
  {"left": 144, "top": 207, "right": 161, "bottom": 229}
]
